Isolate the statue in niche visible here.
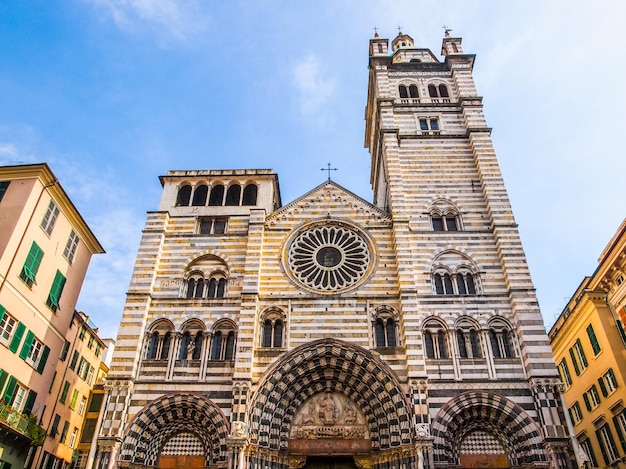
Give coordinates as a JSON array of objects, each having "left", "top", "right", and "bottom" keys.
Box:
[{"left": 301, "top": 401, "right": 316, "bottom": 425}]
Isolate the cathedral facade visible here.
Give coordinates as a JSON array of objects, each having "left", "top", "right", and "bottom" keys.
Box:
[{"left": 96, "top": 31, "right": 575, "bottom": 469}]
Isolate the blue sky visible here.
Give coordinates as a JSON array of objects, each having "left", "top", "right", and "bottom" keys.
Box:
[{"left": 1, "top": 1, "right": 625, "bottom": 339}]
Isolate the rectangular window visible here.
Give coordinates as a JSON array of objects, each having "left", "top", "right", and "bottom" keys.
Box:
[
  {"left": 63, "top": 230, "right": 80, "bottom": 264},
  {"left": 25, "top": 337, "right": 43, "bottom": 367},
  {"left": 19, "top": 241, "right": 44, "bottom": 287},
  {"left": 40, "top": 201, "right": 60, "bottom": 235},
  {"left": 11, "top": 384, "right": 27, "bottom": 411},
  {"left": 80, "top": 418, "right": 97, "bottom": 443},
  {"left": 0, "top": 309, "right": 17, "bottom": 346},
  {"left": 557, "top": 358, "right": 572, "bottom": 387},
  {"left": 614, "top": 411, "right": 626, "bottom": 453},
  {"left": 95, "top": 343, "right": 102, "bottom": 357},
  {"left": 579, "top": 438, "right": 598, "bottom": 467},
  {"left": 69, "top": 427, "right": 78, "bottom": 448},
  {"left": 78, "top": 396, "right": 87, "bottom": 416},
  {"left": 60, "top": 421, "right": 69, "bottom": 444},
  {"left": 598, "top": 368, "right": 618, "bottom": 396},
  {"left": 86, "top": 365, "right": 94, "bottom": 384},
  {"left": 596, "top": 424, "right": 620, "bottom": 465},
  {"left": 46, "top": 270, "right": 66, "bottom": 312},
  {"left": 19, "top": 330, "right": 50, "bottom": 373},
  {"left": 69, "top": 389, "right": 79, "bottom": 410},
  {"left": 419, "top": 117, "right": 440, "bottom": 132},
  {"left": 88, "top": 393, "right": 104, "bottom": 413},
  {"left": 568, "top": 401, "right": 582, "bottom": 426},
  {"left": 569, "top": 338, "right": 588, "bottom": 375},
  {"left": 79, "top": 326, "right": 86, "bottom": 340},
  {"left": 0, "top": 181, "right": 9, "bottom": 202},
  {"left": 88, "top": 334, "right": 94, "bottom": 349},
  {"left": 59, "top": 381, "right": 70, "bottom": 404},
  {"left": 586, "top": 324, "right": 602, "bottom": 355},
  {"left": 199, "top": 217, "right": 228, "bottom": 235},
  {"left": 583, "top": 384, "right": 601, "bottom": 411},
  {"left": 77, "top": 357, "right": 86, "bottom": 377},
  {"left": 59, "top": 340, "right": 70, "bottom": 361}
]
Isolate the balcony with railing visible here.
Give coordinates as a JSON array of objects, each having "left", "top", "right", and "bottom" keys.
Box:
[{"left": 0, "top": 403, "right": 46, "bottom": 447}]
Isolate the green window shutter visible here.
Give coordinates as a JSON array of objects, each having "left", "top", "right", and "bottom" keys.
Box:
[
  {"left": 0, "top": 369, "right": 8, "bottom": 394},
  {"left": 47, "top": 270, "right": 66, "bottom": 311},
  {"left": 569, "top": 347, "right": 580, "bottom": 375},
  {"left": 70, "top": 350, "right": 78, "bottom": 370},
  {"left": 23, "top": 390, "right": 37, "bottom": 415},
  {"left": 22, "top": 242, "right": 44, "bottom": 285},
  {"left": 69, "top": 390, "right": 78, "bottom": 409},
  {"left": 0, "top": 304, "right": 5, "bottom": 323},
  {"left": 51, "top": 414, "right": 60, "bottom": 436},
  {"left": 583, "top": 392, "right": 591, "bottom": 411},
  {"left": 2, "top": 376, "right": 17, "bottom": 403},
  {"left": 8, "top": 322, "right": 26, "bottom": 353},
  {"left": 60, "top": 381, "right": 70, "bottom": 403},
  {"left": 599, "top": 376, "right": 608, "bottom": 397},
  {"left": 19, "top": 330, "right": 35, "bottom": 360},
  {"left": 37, "top": 345, "right": 50, "bottom": 374}
]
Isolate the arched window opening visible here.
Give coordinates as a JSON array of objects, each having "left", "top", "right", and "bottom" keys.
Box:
[
  {"left": 374, "top": 319, "right": 386, "bottom": 347},
  {"left": 451, "top": 43, "right": 458, "bottom": 53},
  {"left": 261, "top": 314, "right": 285, "bottom": 348},
  {"left": 225, "top": 332, "right": 235, "bottom": 360},
  {"left": 191, "top": 185, "right": 208, "bottom": 206},
  {"left": 428, "top": 84, "right": 437, "bottom": 98},
  {"left": 217, "top": 278, "right": 226, "bottom": 297},
  {"left": 424, "top": 320, "right": 448, "bottom": 359},
  {"left": 262, "top": 320, "right": 272, "bottom": 347},
  {"left": 194, "top": 279, "right": 205, "bottom": 299},
  {"left": 374, "top": 312, "right": 398, "bottom": 348},
  {"left": 145, "top": 322, "right": 174, "bottom": 361},
  {"left": 176, "top": 185, "right": 192, "bottom": 206},
  {"left": 160, "top": 332, "right": 171, "bottom": 360},
  {"left": 399, "top": 85, "right": 409, "bottom": 99},
  {"left": 470, "top": 329, "right": 481, "bottom": 357},
  {"left": 211, "top": 332, "right": 222, "bottom": 360},
  {"left": 457, "top": 330, "right": 468, "bottom": 359},
  {"left": 431, "top": 214, "right": 458, "bottom": 231},
  {"left": 434, "top": 271, "right": 477, "bottom": 296},
  {"left": 225, "top": 185, "right": 241, "bottom": 206},
  {"left": 192, "top": 332, "right": 203, "bottom": 360},
  {"left": 147, "top": 332, "right": 159, "bottom": 359},
  {"left": 178, "top": 332, "right": 191, "bottom": 360},
  {"left": 438, "top": 84, "right": 449, "bottom": 97},
  {"left": 409, "top": 84, "right": 419, "bottom": 98},
  {"left": 489, "top": 321, "right": 515, "bottom": 359},
  {"left": 242, "top": 184, "right": 258, "bottom": 206},
  {"left": 208, "top": 278, "right": 217, "bottom": 298},
  {"left": 210, "top": 322, "right": 236, "bottom": 360},
  {"left": 273, "top": 320, "right": 283, "bottom": 348},
  {"left": 208, "top": 184, "right": 224, "bottom": 206},
  {"left": 434, "top": 273, "right": 455, "bottom": 295}
]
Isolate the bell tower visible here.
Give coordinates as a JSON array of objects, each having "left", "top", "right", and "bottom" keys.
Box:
[{"left": 365, "top": 30, "right": 576, "bottom": 467}]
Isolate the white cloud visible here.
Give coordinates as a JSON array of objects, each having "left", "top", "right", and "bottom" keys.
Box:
[
  {"left": 291, "top": 55, "right": 336, "bottom": 119},
  {"left": 83, "top": 0, "right": 210, "bottom": 44}
]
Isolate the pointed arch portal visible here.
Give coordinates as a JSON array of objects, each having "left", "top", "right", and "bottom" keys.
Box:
[
  {"left": 248, "top": 339, "right": 415, "bottom": 469},
  {"left": 120, "top": 393, "right": 229, "bottom": 468},
  {"left": 431, "top": 391, "right": 547, "bottom": 467}
]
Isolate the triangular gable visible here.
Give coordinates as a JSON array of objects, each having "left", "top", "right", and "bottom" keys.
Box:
[{"left": 266, "top": 180, "right": 390, "bottom": 224}]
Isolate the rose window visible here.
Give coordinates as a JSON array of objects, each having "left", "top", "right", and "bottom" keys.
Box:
[{"left": 287, "top": 224, "right": 370, "bottom": 292}]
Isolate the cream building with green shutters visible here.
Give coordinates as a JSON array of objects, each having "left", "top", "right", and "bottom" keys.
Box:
[{"left": 97, "top": 31, "right": 575, "bottom": 469}]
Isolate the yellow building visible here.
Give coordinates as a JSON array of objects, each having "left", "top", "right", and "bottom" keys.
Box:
[
  {"left": 34, "top": 311, "right": 111, "bottom": 468},
  {"left": 549, "top": 219, "right": 626, "bottom": 468},
  {"left": 0, "top": 164, "right": 104, "bottom": 468}
]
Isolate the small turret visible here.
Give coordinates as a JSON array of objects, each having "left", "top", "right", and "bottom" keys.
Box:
[
  {"left": 441, "top": 27, "right": 463, "bottom": 56},
  {"left": 369, "top": 31, "right": 389, "bottom": 57},
  {"left": 391, "top": 31, "right": 414, "bottom": 52}
]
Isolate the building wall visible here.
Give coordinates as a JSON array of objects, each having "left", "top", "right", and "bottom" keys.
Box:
[
  {"left": 0, "top": 164, "right": 103, "bottom": 468},
  {"left": 550, "top": 220, "right": 626, "bottom": 468}
]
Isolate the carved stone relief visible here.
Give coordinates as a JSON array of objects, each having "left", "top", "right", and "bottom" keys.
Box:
[{"left": 290, "top": 392, "right": 369, "bottom": 440}]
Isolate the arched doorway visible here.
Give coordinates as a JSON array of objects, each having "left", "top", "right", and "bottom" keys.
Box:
[
  {"left": 431, "top": 391, "right": 546, "bottom": 467},
  {"left": 247, "top": 339, "right": 415, "bottom": 469},
  {"left": 119, "top": 393, "right": 229, "bottom": 468}
]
